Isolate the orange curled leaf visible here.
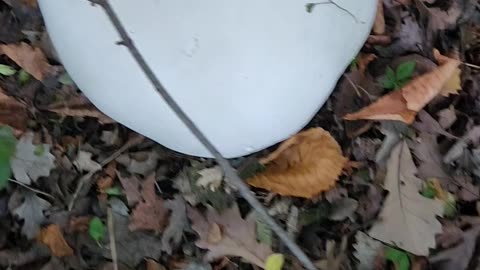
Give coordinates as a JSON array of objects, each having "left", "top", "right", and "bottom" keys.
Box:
[
  {"left": 37, "top": 224, "right": 74, "bottom": 257},
  {"left": 344, "top": 50, "right": 460, "bottom": 124},
  {"left": 248, "top": 128, "right": 347, "bottom": 198}
]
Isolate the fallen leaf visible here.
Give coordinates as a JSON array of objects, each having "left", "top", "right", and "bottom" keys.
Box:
[
  {"left": 0, "top": 42, "right": 53, "bottom": 81},
  {"left": 385, "top": 247, "right": 410, "bottom": 270},
  {"left": 10, "top": 132, "right": 55, "bottom": 185},
  {"left": 353, "top": 232, "right": 383, "bottom": 270},
  {"left": 196, "top": 166, "right": 223, "bottom": 191},
  {"left": 146, "top": 259, "right": 166, "bottom": 270},
  {"left": 344, "top": 51, "right": 461, "bottom": 124},
  {"left": 436, "top": 222, "right": 464, "bottom": 249},
  {"left": 67, "top": 216, "right": 90, "bottom": 233},
  {"left": 0, "top": 90, "right": 27, "bottom": 133},
  {"left": 368, "top": 141, "right": 444, "bottom": 256},
  {"left": 104, "top": 212, "right": 163, "bottom": 267},
  {"left": 73, "top": 151, "right": 101, "bottom": 173},
  {"left": 116, "top": 151, "right": 159, "bottom": 176},
  {"left": 248, "top": 128, "right": 347, "bottom": 198},
  {"left": 373, "top": 0, "right": 385, "bottom": 34},
  {"left": 117, "top": 172, "right": 142, "bottom": 207},
  {"left": 413, "top": 111, "right": 457, "bottom": 139},
  {"left": 429, "top": 226, "right": 480, "bottom": 270},
  {"left": 161, "top": 196, "right": 187, "bottom": 254},
  {"left": 12, "top": 191, "right": 51, "bottom": 239},
  {"left": 37, "top": 224, "right": 73, "bottom": 257},
  {"left": 440, "top": 68, "right": 462, "bottom": 96},
  {"left": 129, "top": 174, "right": 168, "bottom": 232},
  {"left": 328, "top": 198, "right": 358, "bottom": 221},
  {"left": 315, "top": 237, "right": 348, "bottom": 270},
  {"left": 437, "top": 107, "right": 457, "bottom": 129},
  {"left": 265, "top": 254, "right": 284, "bottom": 270},
  {"left": 413, "top": 132, "right": 454, "bottom": 189},
  {"left": 46, "top": 91, "right": 113, "bottom": 124},
  {"left": 187, "top": 204, "right": 273, "bottom": 268}
]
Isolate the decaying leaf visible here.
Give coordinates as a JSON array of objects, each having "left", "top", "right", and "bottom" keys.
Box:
[
  {"left": 0, "top": 90, "right": 27, "bottom": 133},
  {"left": 161, "top": 196, "right": 188, "bottom": 254},
  {"left": 187, "top": 204, "right": 273, "bottom": 268},
  {"left": 328, "top": 198, "right": 358, "bottom": 221},
  {"left": 117, "top": 172, "right": 142, "bottom": 206},
  {"left": 37, "top": 224, "right": 74, "bottom": 257},
  {"left": 73, "top": 151, "right": 101, "bottom": 173},
  {"left": 315, "top": 237, "right": 348, "bottom": 270},
  {"left": 116, "top": 151, "right": 159, "bottom": 176},
  {"left": 248, "top": 128, "right": 347, "bottom": 198},
  {"left": 11, "top": 132, "right": 55, "bottom": 185},
  {"left": 353, "top": 231, "right": 383, "bottom": 270},
  {"left": 196, "top": 166, "right": 223, "bottom": 191},
  {"left": 344, "top": 51, "right": 461, "bottom": 124},
  {"left": 429, "top": 226, "right": 480, "bottom": 270},
  {"left": 440, "top": 68, "right": 462, "bottom": 96},
  {"left": 0, "top": 42, "right": 54, "bottom": 81},
  {"left": 13, "top": 191, "right": 51, "bottom": 239},
  {"left": 129, "top": 174, "right": 168, "bottom": 232},
  {"left": 368, "top": 141, "right": 444, "bottom": 256},
  {"left": 437, "top": 107, "right": 457, "bottom": 129}
]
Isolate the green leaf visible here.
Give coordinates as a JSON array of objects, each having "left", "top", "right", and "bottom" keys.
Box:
[
  {"left": 381, "top": 78, "right": 396, "bottom": 89},
  {"left": 444, "top": 194, "right": 456, "bottom": 218},
  {"left": 17, "top": 69, "right": 31, "bottom": 84},
  {"left": 0, "top": 64, "right": 16, "bottom": 76},
  {"left": 395, "top": 61, "right": 416, "bottom": 82},
  {"left": 421, "top": 184, "right": 436, "bottom": 199},
  {"left": 89, "top": 217, "right": 106, "bottom": 242},
  {"left": 256, "top": 218, "right": 273, "bottom": 246},
  {"left": 34, "top": 145, "right": 45, "bottom": 156},
  {"left": 350, "top": 58, "right": 358, "bottom": 71},
  {"left": 0, "top": 126, "right": 17, "bottom": 190},
  {"left": 58, "top": 73, "right": 74, "bottom": 86},
  {"left": 386, "top": 67, "right": 396, "bottom": 82},
  {"left": 105, "top": 186, "right": 123, "bottom": 196},
  {"left": 385, "top": 247, "right": 410, "bottom": 270},
  {"left": 265, "top": 254, "right": 284, "bottom": 270}
]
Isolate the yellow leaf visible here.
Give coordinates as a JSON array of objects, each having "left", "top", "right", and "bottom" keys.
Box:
[
  {"left": 344, "top": 50, "right": 461, "bottom": 124},
  {"left": 248, "top": 128, "right": 347, "bottom": 198},
  {"left": 265, "top": 253, "right": 284, "bottom": 270},
  {"left": 440, "top": 68, "right": 462, "bottom": 96}
]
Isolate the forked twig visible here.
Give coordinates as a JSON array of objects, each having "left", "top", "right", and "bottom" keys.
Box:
[{"left": 87, "top": 1, "right": 317, "bottom": 269}]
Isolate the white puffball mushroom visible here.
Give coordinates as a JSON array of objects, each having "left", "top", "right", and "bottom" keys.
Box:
[{"left": 39, "top": 0, "right": 376, "bottom": 158}]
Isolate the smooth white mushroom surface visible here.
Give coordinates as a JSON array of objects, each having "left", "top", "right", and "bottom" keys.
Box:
[{"left": 39, "top": 0, "right": 376, "bottom": 158}]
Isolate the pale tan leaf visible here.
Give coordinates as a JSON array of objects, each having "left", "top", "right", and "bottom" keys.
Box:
[
  {"left": 37, "top": 224, "right": 74, "bottom": 257},
  {"left": 248, "top": 128, "right": 347, "bottom": 198},
  {"left": 440, "top": 68, "right": 461, "bottom": 96},
  {"left": 368, "top": 141, "right": 444, "bottom": 256},
  {"left": 0, "top": 42, "right": 53, "bottom": 81},
  {"left": 344, "top": 50, "right": 460, "bottom": 124},
  {"left": 373, "top": 0, "right": 385, "bottom": 35},
  {"left": 187, "top": 204, "right": 273, "bottom": 268}
]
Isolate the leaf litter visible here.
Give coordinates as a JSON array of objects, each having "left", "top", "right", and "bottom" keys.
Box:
[{"left": 1, "top": 0, "right": 480, "bottom": 269}]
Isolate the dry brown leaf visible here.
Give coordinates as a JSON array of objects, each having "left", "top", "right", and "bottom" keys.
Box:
[
  {"left": 248, "top": 128, "right": 347, "bottom": 198},
  {"left": 47, "top": 93, "right": 114, "bottom": 124},
  {"left": 0, "top": 42, "right": 53, "bottom": 81},
  {"left": 37, "top": 224, "right": 74, "bottom": 257},
  {"left": 187, "top": 204, "right": 273, "bottom": 268},
  {"left": 117, "top": 171, "right": 142, "bottom": 206},
  {"left": 145, "top": 259, "right": 166, "bottom": 270},
  {"left": 208, "top": 223, "right": 223, "bottom": 244},
  {"left": 129, "top": 174, "right": 169, "bottom": 233},
  {"left": 0, "top": 89, "right": 27, "bottom": 134},
  {"left": 344, "top": 50, "right": 460, "bottom": 124},
  {"left": 67, "top": 216, "right": 90, "bottom": 233},
  {"left": 373, "top": 0, "right": 385, "bottom": 35}
]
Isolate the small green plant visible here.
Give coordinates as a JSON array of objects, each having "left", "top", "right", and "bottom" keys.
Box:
[
  {"left": 89, "top": 217, "right": 106, "bottom": 243},
  {"left": 381, "top": 61, "right": 416, "bottom": 90},
  {"left": 0, "top": 64, "right": 16, "bottom": 76},
  {"left": 384, "top": 247, "right": 410, "bottom": 270},
  {"left": 0, "top": 126, "right": 17, "bottom": 190},
  {"left": 17, "top": 69, "right": 31, "bottom": 84}
]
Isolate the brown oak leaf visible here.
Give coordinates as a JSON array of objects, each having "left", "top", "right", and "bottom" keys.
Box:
[
  {"left": 0, "top": 89, "right": 27, "bottom": 134},
  {"left": 187, "top": 204, "right": 272, "bottom": 268},
  {"left": 248, "top": 128, "right": 347, "bottom": 198},
  {"left": 0, "top": 42, "right": 54, "bottom": 81},
  {"left": 129, "top": 174, "right": 168, "bottom": 233},
  {"left": 37, "top": 224, "right": 73, "bottom": 257}
]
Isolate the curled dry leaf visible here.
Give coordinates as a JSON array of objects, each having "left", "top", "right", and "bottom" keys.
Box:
[
  {"left": 344, "top": 50, "right": 461, "bottom": 124},
  {"left": 0, "top": 42, "right": 54, "bottom": 81},
  {"left": 248, "top": 128, "right": 347, "bottom": 198},
  {"left": 37, "top": 224, "right": 74, "bottom": 257}
]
